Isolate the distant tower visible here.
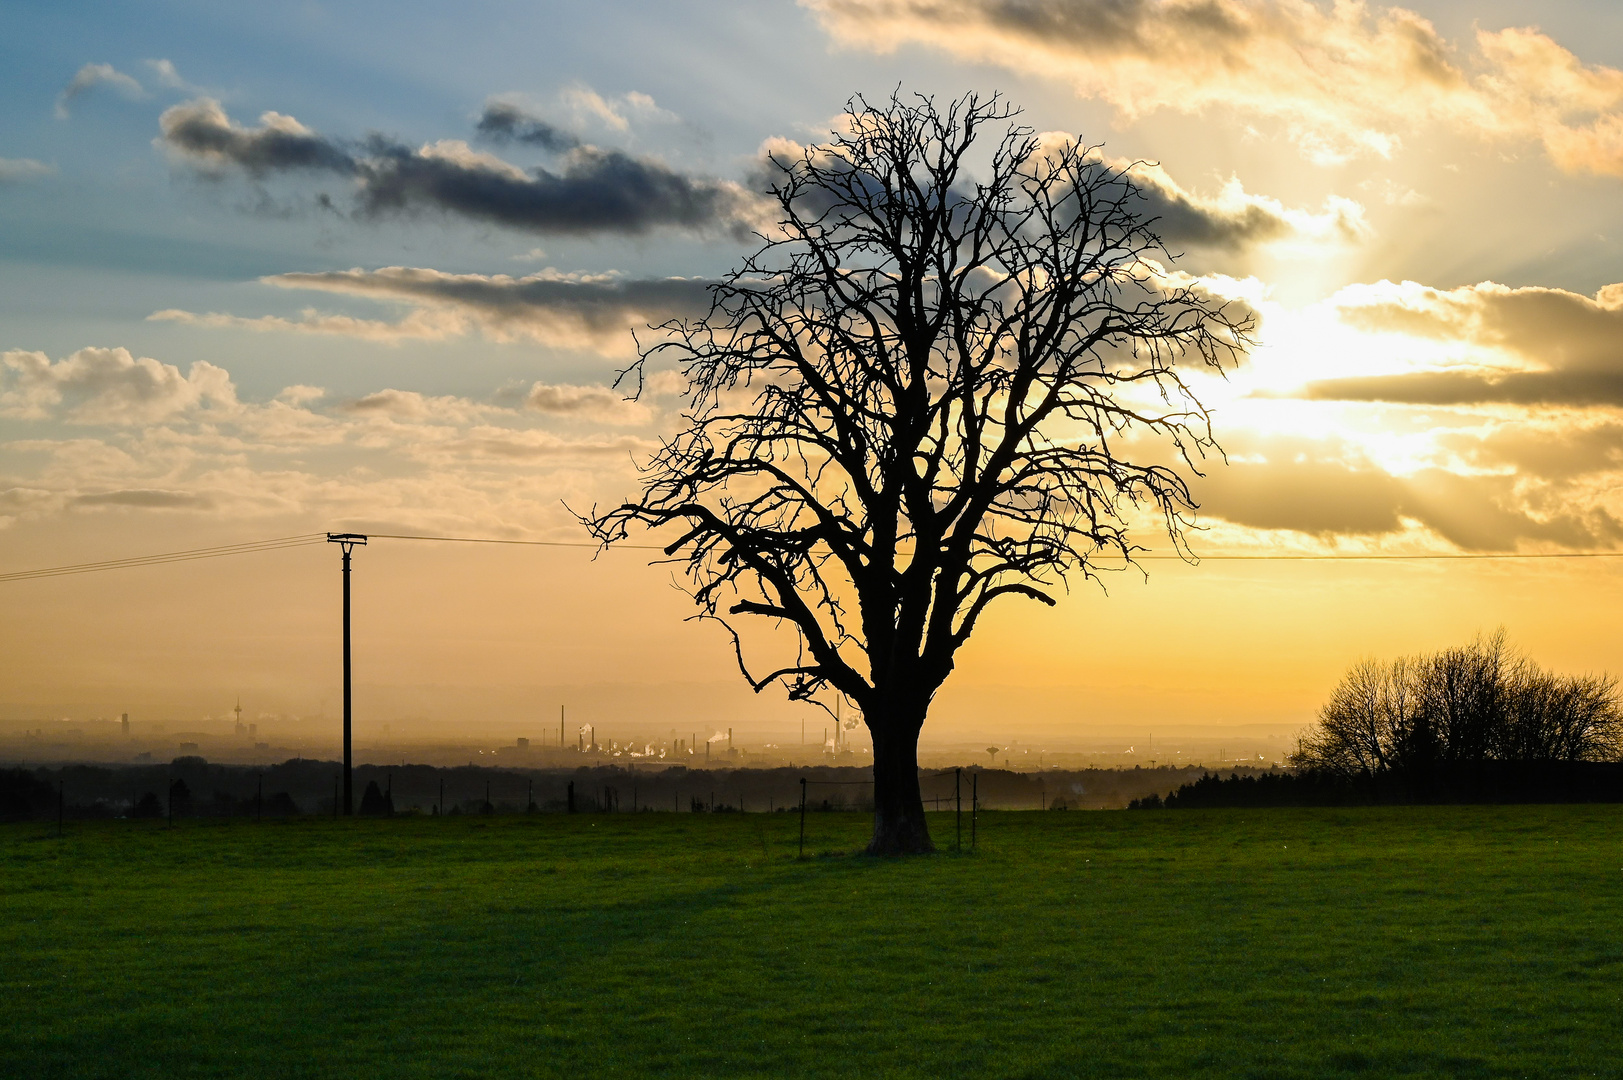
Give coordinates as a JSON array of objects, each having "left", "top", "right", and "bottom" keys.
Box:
[
  {"left": 234, "top": 698, "right": 245, "bottom": 736},
  {"left": 121, "top": 712, "right": 129, "bottom": 736}
]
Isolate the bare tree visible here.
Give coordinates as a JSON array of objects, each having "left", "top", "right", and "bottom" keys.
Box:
[
  {"left": 1294, "top": 630, "right": 1623, "bottom": 775},
  {"left": 587, "top": 92, "right": 1252, "bottom": 853}
]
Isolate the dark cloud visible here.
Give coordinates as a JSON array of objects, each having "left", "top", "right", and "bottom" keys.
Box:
[
  {"left": 754, "top": 132, "right": 1364, "bottom": 257},
  {"left": 1193, "top": 437, "right": 1623, "bottom": 550},
  {"left": 354, "top": 140, "right": 752, "bottom": 236},
  {"left": 159, "top": 99, "right": 356, "bottom": 175},
  {"left": 1110, "top": 159, "right": 1367, "bottom": 252},
  {"left": 1299, "top": 370, "right": 1623, "bottom": 407},
  {"left": 265, "top": 266, "right": 716, "bottom": 348},
  {"left": 1339, "top": 282, "right": 1623, "bottom": 370},
  {"left": 157, "top": 98, "right": 760, "bottom": 237},
  {"left": 475, "top": 103, "right": 581, "bottom": 153},
  {"left": 1299, "top": 281, "right": 1623, "bottom": 407}
]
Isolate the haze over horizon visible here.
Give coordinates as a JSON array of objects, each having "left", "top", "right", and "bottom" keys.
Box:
[{"left": 7, "top": 0, "right": 1623, "bottom": 753}]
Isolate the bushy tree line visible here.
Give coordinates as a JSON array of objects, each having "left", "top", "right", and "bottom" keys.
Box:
[{"left": 1293, "top": 631, "right": 1622, "bottom": 775}]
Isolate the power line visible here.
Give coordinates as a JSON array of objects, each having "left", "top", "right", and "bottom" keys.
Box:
[
  {"left": 369, "top": 532, "right": 665, "bottom": 551},
  {"left": 6, "top": 530, "right": 1623, "bottom": 583},
  {"left": 1136, "top": 552, "right": 1623, "bottom": 562},
  {"left": 0, "top": 534, "right": 328, "bottom": 583}
]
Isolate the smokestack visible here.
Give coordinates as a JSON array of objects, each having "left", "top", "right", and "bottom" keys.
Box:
[
  {"left": 729, "top": 728, "right": 733, "bottom": 751},
  {"left": 121, "top": 713, "right": 129, "bottom": 736}
]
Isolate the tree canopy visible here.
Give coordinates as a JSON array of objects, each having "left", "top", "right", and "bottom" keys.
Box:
[{"left": 589, "top": 91, "right": 1253, "bottom": 852}]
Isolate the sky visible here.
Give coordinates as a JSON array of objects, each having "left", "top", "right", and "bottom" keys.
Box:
[{"left": 5, "top": 0, "right": 1623, "bottom": 752}]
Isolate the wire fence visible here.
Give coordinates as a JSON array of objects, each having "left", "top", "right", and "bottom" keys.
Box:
[{"left": 797, "top": 769, "right": 979, "bottom": 857}]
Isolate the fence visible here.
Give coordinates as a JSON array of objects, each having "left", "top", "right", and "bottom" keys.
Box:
[{"left": 798, "top": 769, "right": 978, "bottom": 857}]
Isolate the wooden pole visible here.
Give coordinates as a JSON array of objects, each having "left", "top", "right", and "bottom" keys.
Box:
[{"left": 955, "top": 767, "right": 961, "bottom": 852}]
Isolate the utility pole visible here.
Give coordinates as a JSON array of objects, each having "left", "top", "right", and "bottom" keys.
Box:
[{"left": 327, "top": 532, "right": 367, "bottom": 817}]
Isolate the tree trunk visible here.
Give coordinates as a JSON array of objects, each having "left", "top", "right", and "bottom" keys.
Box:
[{"left": 867, "top": 716, "right": 934, "bottom": 855}]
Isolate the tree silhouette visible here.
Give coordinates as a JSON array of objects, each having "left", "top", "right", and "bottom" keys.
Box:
[
  {"left": 1295, "top": 630, "right": 1623, "bottom": 775},
  {"left": 589, "top": 92, "right": 1251, "bottom": 853}
]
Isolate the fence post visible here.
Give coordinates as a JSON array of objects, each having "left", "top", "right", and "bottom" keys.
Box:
[
  {"left": 956, "top": 768, "right": 963, "bottom": 852},
  {"left": 798, "top": 777, "right": 807, "bottom": 859},
  {"left": 972, "top": 772, "right": 978, "bottom": 851}
]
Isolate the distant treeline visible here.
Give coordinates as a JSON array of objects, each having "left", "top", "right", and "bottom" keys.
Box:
[
  {"left": 0, "top": 759, "right": 1251, "bottom": 822},
  {"left": 1297, "top": 630, "right": 1621, "bottom": 774},
  {"left": 1131, "top": 631, "right": 1623, "bottom": 810},
  {"left": 1132, "top": 761, "right": 1623, "bottom": 809}
]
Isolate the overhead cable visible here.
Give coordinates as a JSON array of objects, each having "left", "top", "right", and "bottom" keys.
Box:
[
  {"left": 6, "top": 529, "right": 1623, "bottom": 583},
  {"left": 0, "top": 534, "right": 328, "bottom": 583}
]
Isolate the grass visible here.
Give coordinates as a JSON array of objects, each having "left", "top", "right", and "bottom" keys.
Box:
[{"left": 3, "top": 806, "right": 1622, "bottom": 1079}]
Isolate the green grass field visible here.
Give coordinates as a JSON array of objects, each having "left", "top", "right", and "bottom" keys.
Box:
[{"left": 4, "top": 806, "right": 1622, "bottom": 1079}]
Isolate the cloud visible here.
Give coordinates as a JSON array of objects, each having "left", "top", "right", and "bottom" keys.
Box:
[
  {"left": 336, "top": 388, "right": 495, "bottom": 424},
  {"left": 1116, "top": 158, "right": 1370, "bottom": 251},
  {"left": 1, "top": 347, "right": 236, "bottom": 424},
  {"left": 557, "top": 85, "right": 680, "bottom": 133},
  {"left": 157, "top": 265, "right": 717, "bottom": 354},
  {"left": 56, "top": 63, "right": 145, "bottom": 119},
  {"left": 144, "top": 59, "right": 196, "bottom": 91},
  {"left": 523, "top": 382, "right": 651, "bottom": 424},
  {"left": 1439, "top": 422, "right": 1623, "bottom": 482},
  {"left": 438, "top": 430, "right": 656, "bottom": 461},
  {"left": 0, "top": 158, "right": 54, "bottom": 183},
  {"left": 157, "top": 98, "right": 763, "bottom": 236},
  {"left": 476, "top": 102, "right": 581, "bottom": 153},
  {"left": 149, "top": 305, "right": 469, "bottom": 344},
  {"left": 804, "top": 0, "right": 1623, "bottom": 173},
  {"left": 157, "top": 98, "right": 357, "bottom": 175},
  {"left": 1298, "top": 280, "right": 1623, "bottom": 406},
  {"left": 1194, "top": 436, "right": 1623, "bottom": 549},
  {"left": 764, "top": 129, "right": 1365, "bottom": 255},
  {"left": 1300, "top": 370, "right": 1623, "bottom": 407},
  {"left": 71, "top": 489, "right": 215, "bottom": 510}
]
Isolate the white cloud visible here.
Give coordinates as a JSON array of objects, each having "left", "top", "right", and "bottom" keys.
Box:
[
  {"left": 0, "top": 347, "right": 661, "bottom": 533},
  {"left": 1, "top": 347, "right": 236, "bottom": 424},
  {"left": 149, "top": 306, "right": 471, "bottom": 344},
  {"left": 144, "top": 58, "right": 197, "bottom": 92},
  {"left": 0, "top": 158, "right": 55, "bottom": 183},
  {"left": 55, "top": 62, "right": 145, "bottom": 119},
  {"left": 524, "top": 382, "right": 652, "bottom": 424}
]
